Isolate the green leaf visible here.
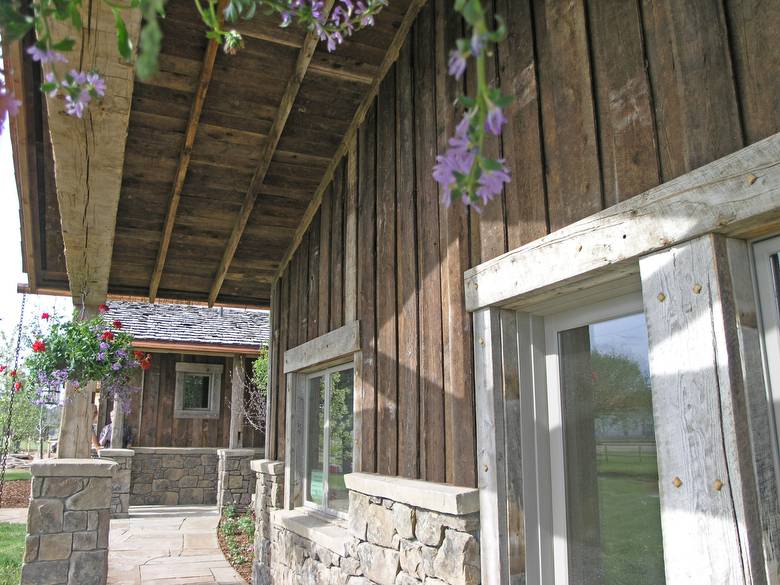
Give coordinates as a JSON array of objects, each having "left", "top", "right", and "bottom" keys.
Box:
[
  {"left": 113, "top": 8, "right": 133, "bottom": 61},
  {"left": 51, "top": 38, "right": 76, "bottom": 51}
]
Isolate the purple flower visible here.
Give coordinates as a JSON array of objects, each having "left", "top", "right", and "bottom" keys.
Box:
[
  {"left": 99, "top": 342, "right": 109, "bottom": 351},
  {"left": 112, "top": 362, "right": 122, "bottom": 371},
  {"left": 485, "top": 105, "right": 507, "bottom": 136},
  {"left": 280, "top": 11, "right": 293, "bottom": 26},
  {"left": 44, "top": 73, "right": 59, "bottom": 97},
  {"left": 448, "top": 50, "right": 467, "bottom": 80},
  {"left": 86, "top": 73, "right": 106, "bottom": 97},
  {"left": 476, "top": 162, "right": 511, "bottom": 206},
  {"left": 117, "top": 349, "right": 127, "bottom": 358},
  {"left": 64, "top": 90, "right": 91, "bottom": 118},
  {"left": 26, "top": 46, "right": 67, "bottom": 64},
  {"left": 97, "top": 352, "right": 106, "bottom": 362}
]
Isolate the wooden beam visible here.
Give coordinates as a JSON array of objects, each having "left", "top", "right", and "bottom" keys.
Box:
[
  {"left": 44, "top": 1, "right": 141, "bottom": 307},
  {"left": 149, "top": 0, "right": 226, "bottom": 302},
  {"left": 229, "top": 354, "right": 245, "bottom": 448},
  {"left": 640, "top": 234, "right": 772, "bottom": 584},
  {"left": 207, "top": 0, "right": 337, "bottom": 307},
  {"left": 464, "top": 131, "right": 780, "bottom": 312},
  {"left": 283, "top": 320, "right": 359, "bottom": 373},
  {"left": 5, "top": 38, "right": 38, "bottom": 292},
  {"left": 273, "top": 0, "right": 429, "bottom": 283}
]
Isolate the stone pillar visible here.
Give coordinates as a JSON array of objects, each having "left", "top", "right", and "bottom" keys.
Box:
[
  {"left": 229, "top": 355, "right": 245, "bottom": 449},
  {"left": 252, "top": 459, "right": 284, "bottom": 585},
  {"left": 217, "top": 448, "right": 262, "bottom": 513},
  {"left": 22, "top": 459, "right": 115, "bottom": 585},
  {"left": 98, "top": 448, "right": 134, "bottom": 518}
]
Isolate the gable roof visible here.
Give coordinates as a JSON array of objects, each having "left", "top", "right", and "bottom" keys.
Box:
[{"left": 107, "top": 301, "right": 269, "bottom": 354}]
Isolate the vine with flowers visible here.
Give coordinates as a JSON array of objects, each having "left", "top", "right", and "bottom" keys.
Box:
[
  {"left": 23, "top": 305, "right": 150, "bottom": 412},
  {"left": 0, "top": 0, "right": 511, "bottom": 207}
]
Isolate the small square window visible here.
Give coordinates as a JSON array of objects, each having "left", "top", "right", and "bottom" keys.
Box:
[{"left": 174, "top": 363, "right": 223, "bottom": 419}]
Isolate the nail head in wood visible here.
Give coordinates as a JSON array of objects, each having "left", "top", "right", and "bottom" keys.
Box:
[
  {"left": 747, "top": 174, "right": 757, "bottom": 185},
  {"left": 672, "top": 476, "right": 682, "bottom": 488},
  {"left": 714, "top": 479, "right": 724, "bottom": 491},
  {"left": 692, "top": 283, "right": 702, "bottom": 294},
  {"left": 657, "top": 292, "right": 667, "bottom": 302}
]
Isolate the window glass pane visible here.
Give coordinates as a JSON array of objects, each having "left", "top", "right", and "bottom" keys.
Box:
[
  {"left": 327, "top": 369, "right": 354, "bottom": 514},
  {"left": 306, "top": 376, "right": 325, "bottom": 506},
  {"left": 559, "top": 313, "right": 664, "bottom": 585},
  {"left": 183, "top": 375, "right": 210, "bottom": 409}
]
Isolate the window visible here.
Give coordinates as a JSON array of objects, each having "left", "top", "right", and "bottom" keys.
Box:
[
  {"left": 753, "top": 235, "right": 780, "bottom": 461},
  {"left": 541, "top": 293, "right": 665, "bottom": 585},
  {"left": 304, "top": 363, "right": 354, "bottom": 517},
  {"left": 174, "top": 363, "right": 223, "bottom": 419}
]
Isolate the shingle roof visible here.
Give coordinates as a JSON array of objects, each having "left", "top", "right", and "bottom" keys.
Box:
[{"left": 106, "top": 301, "right": 269, "bottom": 350}]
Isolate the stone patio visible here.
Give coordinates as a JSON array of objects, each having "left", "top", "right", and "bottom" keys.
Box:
[{"left": 108, "top": 505, "right": 246, "bottom": 585}]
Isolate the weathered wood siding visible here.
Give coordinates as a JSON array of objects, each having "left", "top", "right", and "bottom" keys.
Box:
[
  {"left": 129, "top": 352, "right": 263, "bottom": 448},
  {"left": 267, "top": 0, "right": 780, "bottom": 486}
]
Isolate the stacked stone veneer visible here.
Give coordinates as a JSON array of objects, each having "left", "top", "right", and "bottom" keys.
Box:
[
  {"left": 22, "top": 459, "right": 115, "bottom": 585},
  {"left": 97, "top": 449, "right": 133, "bottom": 518},
  {"left": 252, "top": 459, "right": 285, "bottom": 583},
  {"left": 130, "top": 447, "right": 218, "bottom": 506},
  {"left": 217, "top": 448, "right": 263, "bottom": 513},
  {"left": 252, "top": 466, "right": 481, "bottom": 585}
]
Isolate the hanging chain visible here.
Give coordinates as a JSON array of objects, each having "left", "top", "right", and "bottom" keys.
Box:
[{"left": 0, "top": 294, "right": 27, "bottom": 508}]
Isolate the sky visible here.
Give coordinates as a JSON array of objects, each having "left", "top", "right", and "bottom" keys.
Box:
[{"left": 0, "top": 122, "right": 72, "bottom": 343}]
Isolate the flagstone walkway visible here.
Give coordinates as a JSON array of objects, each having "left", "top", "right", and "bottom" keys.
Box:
[{"left": 108, "top": 506, "right": 246, "bottom": 585}]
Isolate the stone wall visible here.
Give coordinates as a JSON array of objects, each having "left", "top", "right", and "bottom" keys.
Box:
[
  {"left": 21, "top": 459, "right": 115, "bottom": 585},
  {"left": 217, "top": 448, "right": 263, "bottom": 513},
  {"left": 97, "top": 449, "right": 133, "bottom": 518},
  {"left": 130, "top": 447, "right": 218, "bottom": 506},
  {"left": 252, "top": 468, "right": 481, "bottom": 585},
  {"left": 252, "top": 459, "right": 285, "bottom": 584}
]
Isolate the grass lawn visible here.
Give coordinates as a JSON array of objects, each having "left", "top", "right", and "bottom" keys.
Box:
[
  {"left": 0, "top": 523, "right": 25, "bottom": 585},
  {"left": 2, "top": 470, "right": 31, "bottom": 481},
  {"left": 597, "top": 453, "right": 665, "bottom": 585}
]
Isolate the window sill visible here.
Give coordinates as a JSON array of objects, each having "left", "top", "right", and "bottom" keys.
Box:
[{"left": 270, "top": 507, "right": 349, "bottom": 556}]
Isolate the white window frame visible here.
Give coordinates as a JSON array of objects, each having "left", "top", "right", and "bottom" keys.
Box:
[
  {"left": 752, "top": 234, "right": 780, "bottom": 485},
  {"left": 173, "top": 362, "right": 223, "bottom": 419},
  {"left": 541, "top": 292, "right": 647, "bottom": 585},
  {"left": 302, "top": 362, "right": 355, "bottom": 519}
]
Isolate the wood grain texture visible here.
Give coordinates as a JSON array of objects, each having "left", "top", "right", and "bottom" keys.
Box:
[
  {"left": 318, "top": 189, "right": 333, "bottom": 336},
  {"left": 330, "top": 162, "right": 345, "bottom": 331},
  {"left": 344, "top": 140, "right": 359, "bottom": 323},
  {"left": 640, "top": 234, "right": 767, "bottom": 585},
  {"left": 376, "top": 70, "right": 398, "bottom": 477},
  {"left": 413, "top": 2, "right": 446, "bottom": 484}
]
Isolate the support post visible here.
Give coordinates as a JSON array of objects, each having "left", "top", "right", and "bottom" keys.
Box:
[
  {"left": 639, "top": 233, "right": 775, "bottom": 584},
  {"left": 472, "top": 308, "right": 510, "bottom": 585},
  {"left": 109, "top": 400, "right": 124, "bottom": 449},
  {"left": 229, "top": 354, "right": 245, "bottom": 449}
]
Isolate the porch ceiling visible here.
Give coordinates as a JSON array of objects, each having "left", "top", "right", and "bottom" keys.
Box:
[{"left": 12, "top": 0, "right": 423, "bottom": 308}]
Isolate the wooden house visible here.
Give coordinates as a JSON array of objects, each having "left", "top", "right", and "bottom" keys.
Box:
[{"left": 8, "top": 0, "right": 780, "bottom": 583}]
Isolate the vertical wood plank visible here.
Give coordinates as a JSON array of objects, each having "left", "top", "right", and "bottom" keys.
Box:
[
  {"left": 587, "top": 0, "right": 660, "bottom": 205},
  {"left": 308, "top": 212, "right": 321, "bottom": 340},
  {"left": 319, "top": 187, "right": 333, "bottom": 336},
  {"left": 277, "top": 271, "right": 290, "bottom": 460},
  {"left": 283, "top": 373, "right": 304, "bottom": 509},
  {"left": 376, "top": 68, "right": 398, "bottom": 477},
  {"left": 331, "top": 162, "right": 345, "bottom": 331},
  {"left": 357, "top": 105, "right": 378, "bottom": 473},
  {"left": 297, "top": 233, "right": 310, "bottom": 343},
  {"left": 157, "top": 355, "right": 174, "bottom": 446},
  {"left": 639, "top": 234, "right": 768, "bottom": 585},
  {"left": 344, "top": 140, "right": 359, "bottom": 324},
  {"left": 726, "top": 0, "right": 780, "bottom": 144},
  {"left": 414, "top": 1, "right": 446, "bottom": 483},
  {"left": 534, "top": 0, "right": 603, "bottom": 230},
  {"left": 266, "top": 278, "right": 280, "bottom": 456},
  {"left": 139, "top": 357, "right": 160, "bottom": 446},
  {"left": 642, "top": 0, "right": 743, "bottom": 179},
  {"left": 473, "top": 308, "right": 510, "bottom": 585},
  {"left": 396, "top": 37, "right": 420, "bottom": 479},
  {"left": 229, "top": 354, "right": 245, "bottom": 449},
  {"left": 436, "top": 0, "right": 476, "bottom": 487},
  {"left": 497, "top": 0, "right": 548, "bottom": 249}
]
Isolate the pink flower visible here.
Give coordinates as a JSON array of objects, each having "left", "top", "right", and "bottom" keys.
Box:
[
  {"left": 98, "top": 303, "right": 109, "bottom": 314},
  {"left": 32, "top": 340, "right": 46, "bottom": 353},
  {"left": 41, "top": 312, "right": 50, "bottom": 320}
]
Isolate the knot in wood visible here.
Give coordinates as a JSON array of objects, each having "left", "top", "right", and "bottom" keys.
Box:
[
  {"left": 657, "top": 292, "right": 666, "bottom": 303},
  {"left": 692, "top": 283, "right": 702, "bottom": 294},
  {"left": 672, "top": 476, "right": 682, "bottom": 488},
  {"left": 713, "top": 479, "right": 724, "bottom": 491}
]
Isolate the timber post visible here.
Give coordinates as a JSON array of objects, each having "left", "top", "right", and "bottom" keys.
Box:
[{"left": 229, "top": 354, "right": 245, "bottom": 449}]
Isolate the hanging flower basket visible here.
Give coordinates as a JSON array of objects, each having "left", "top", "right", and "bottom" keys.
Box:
[{"left": 23, "top": 305, "right": 150, "bottom": 410}]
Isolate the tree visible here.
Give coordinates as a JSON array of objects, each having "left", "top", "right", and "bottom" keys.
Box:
[{"left": 240, "top": 347, "right": 268, "bottom": 433}]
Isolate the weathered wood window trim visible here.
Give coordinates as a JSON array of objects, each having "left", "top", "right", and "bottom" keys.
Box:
[
  {"left": 470, "top": 135, "right": 780, "bottom": 585},
  {"left": 173, "top": 362, "right": 223, "bottom": 419},
  {"left": 282, "top": 321, "right": 360, "bottom": 512}
]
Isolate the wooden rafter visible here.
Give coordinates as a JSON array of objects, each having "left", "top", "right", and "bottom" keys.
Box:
[
  {"left": 206, "top": 0, "right": 337, "bottom": 307},
  {"left": 149, "top": 0, "right": 226, "bottom": 302},
  {"left": 273, "top": 0, "right": 429, "bottom": 282}
]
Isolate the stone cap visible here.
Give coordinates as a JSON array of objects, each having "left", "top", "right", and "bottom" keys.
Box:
[
  {"left": 98, "top": 448, "right": 135, "bottom": 457},
  {"left": 132, "top": 447, "right": 219, "bottom": 455},
  {"left": 217, "top": 448, "right": 265, "bottom": 458},
  {"left": 251, "top": 459, "right": 284, "bottom": 475},
  {"left": 271, "top": 508, "right": 349, "bottom": 556},
  {"left": 31, "top": 458, "right": 116, "bottom": 478},
  {"left": 344, "top": 473, "right": 479, "bottom": 515}
]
